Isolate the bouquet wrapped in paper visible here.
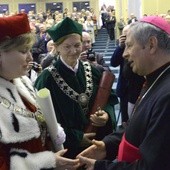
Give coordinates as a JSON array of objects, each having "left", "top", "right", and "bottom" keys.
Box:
[{"left": 36, "top": 88, "right": 65, "bottom": 151}]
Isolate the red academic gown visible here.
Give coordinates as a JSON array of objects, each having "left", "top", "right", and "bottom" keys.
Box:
[{"left": 0, "top": 76, "right": 56, "bottom": 170}]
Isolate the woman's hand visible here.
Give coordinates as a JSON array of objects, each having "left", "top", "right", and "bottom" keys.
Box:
[
  {"left": 55, "top": 149, "right": 80, "bottom": 170},
  {"left": 90, "top": 109, "right": 109, "bottom": 127}
]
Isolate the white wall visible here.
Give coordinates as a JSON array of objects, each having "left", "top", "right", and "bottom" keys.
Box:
[
  {"left": 127, "top": 0, "right": 142, "bottom": 20},
  {"left": 99, "top": 0, "right": 115, "bottom": 8}
]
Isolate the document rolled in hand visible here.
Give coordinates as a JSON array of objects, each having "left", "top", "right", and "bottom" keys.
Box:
[{"left": 36, "top": 88, "right": 65, "bottom": 151}]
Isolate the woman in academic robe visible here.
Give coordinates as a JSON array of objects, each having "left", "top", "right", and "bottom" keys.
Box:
[
  {"left": 0, "top": 13, "right": 80, "bottom": 170},
  {"left": 35, "top": 17, "right": 118, "bottom": 159}
]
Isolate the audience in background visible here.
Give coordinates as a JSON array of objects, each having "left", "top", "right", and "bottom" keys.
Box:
[
  {"left": 117, "top": 17, "right": 126, "bottom": 35},
  {"left": 30, "top": 23, "right": 46, "bottom": 64},
  {"left": 84, "top": 15, "right": 95, "bottom": 44},
  {"left": 40, "top": 40, "right": 58, "bottom": 69},
  {"left": 127, "top": 13, "right": 138, "bottom": 24},
  {"left": 105, "top": 10, "right": 116, "bottom": 40},
  {"left": 111, "top": 24, "right": 145, "bottom": 122},
  {"left": 79, "top": 31, "right": 110, "bottom": 72},
  {"left": 100, "top": 4, "right": 109, "bottom": 28}
]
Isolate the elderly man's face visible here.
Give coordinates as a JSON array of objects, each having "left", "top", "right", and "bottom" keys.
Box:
[{"left": 123, "top": 31, "right": 151, "bottom": 76}]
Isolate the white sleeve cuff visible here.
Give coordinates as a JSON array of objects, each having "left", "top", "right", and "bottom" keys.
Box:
[{"left": 10, "top": 148, "right": 56, "bottom": 170}]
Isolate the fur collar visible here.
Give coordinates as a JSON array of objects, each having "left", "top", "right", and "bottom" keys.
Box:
[
  {"left": 13, "top": 76, "right": 37, "bottom": 106},
  {"left": 0, "top": 76, "right": 40, "bottom": 143}
]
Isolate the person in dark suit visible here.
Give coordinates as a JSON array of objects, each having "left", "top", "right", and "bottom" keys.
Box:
[
  {"left": 127, "top": 13, "right": 138, "bottom": 24},
  {"left": 110, "top": 24, "right": 145, "bottom": 122},
  {"left": 106, "top": 11, "right": 116, "bottom": 40}
]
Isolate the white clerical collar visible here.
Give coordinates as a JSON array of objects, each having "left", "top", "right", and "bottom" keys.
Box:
[{"left": 60, "top": 57, "right": 79, "bottom": 73}]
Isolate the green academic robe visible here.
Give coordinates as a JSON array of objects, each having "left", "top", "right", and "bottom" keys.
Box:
[{"left": 35, "top": 59, "right": 118, "bottom": 158}]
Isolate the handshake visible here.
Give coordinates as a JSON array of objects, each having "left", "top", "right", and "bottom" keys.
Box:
[{"left": 56, "top": 139, "right": 105, "bottom": 170}]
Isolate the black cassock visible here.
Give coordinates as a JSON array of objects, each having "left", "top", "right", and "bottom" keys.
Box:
[{"left": 95, "top": 64, "right": 170, "bottom": 170}]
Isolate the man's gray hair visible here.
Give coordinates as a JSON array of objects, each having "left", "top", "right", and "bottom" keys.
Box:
[{"left": 129, "top": 22, "right": 170, "bottom": 52}]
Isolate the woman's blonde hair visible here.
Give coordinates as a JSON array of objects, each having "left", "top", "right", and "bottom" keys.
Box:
[{"left": 0, "top": 32, "right": 35, "bottom": 52}]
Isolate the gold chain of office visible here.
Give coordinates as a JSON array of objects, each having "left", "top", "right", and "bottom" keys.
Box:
[{"left": 48, "top": 61, "right": 93, "bottom": 108}]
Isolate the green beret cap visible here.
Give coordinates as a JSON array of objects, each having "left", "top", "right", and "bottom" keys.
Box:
[{"left": 47, "top": 17, "right": 83, "bottom": 42}]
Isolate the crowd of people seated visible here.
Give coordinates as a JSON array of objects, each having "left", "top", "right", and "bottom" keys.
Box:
[{"left": 1, "top": 5, "right": 117, "bottom": 84}]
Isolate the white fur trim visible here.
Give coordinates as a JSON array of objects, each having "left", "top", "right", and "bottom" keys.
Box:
[
  {"left": 10, "top": 148, "right": 56, "bottom": 170},
  {"left": 0, "top": 107, "right": 40, "bottom": 143},
  {"left": 13, "top": 76, "right": 37, "bottom": 106},
  {"left": 0, "top": 77, "right": 40, "bottom": 143}
]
